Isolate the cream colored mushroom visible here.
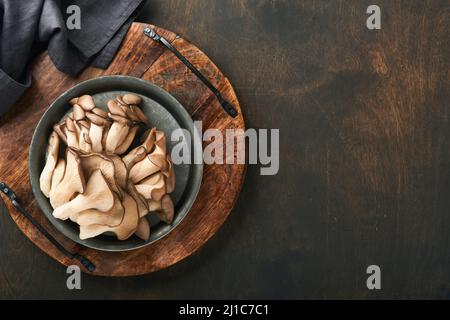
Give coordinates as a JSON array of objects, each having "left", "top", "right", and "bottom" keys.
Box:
[
  {"left": 148, "top": 194, "right": 174, "bottom": 224},
  {"left": 109, "top": 155, "right": 128, "bottom": 189},
  {"left": 129, "top": 105, "right": 148, "bottom": 124},
  {"left": 76, "top": 192, "right": 124, "bottom": 227},
  {"left": 107, "top": 99, "right": 127, "bottom": 117},
  {"left": 163, "top": 155, "right": 176, "bottom": 194},
  {"left": 42, "top": 92, "right": 176, "bottom": 242},
  {"left": 49, "top": 149, "right": 85, "bottom": 209},
  {"left": 135, "top": 218, "right": 150, "bottom": 241},
  {"left": 49, "top": 158, "right": 66, "bottom": 197},
  {"left": 135, "top": 173, "right": 166, "bottom": 201},
  {"left": 79, "top": 192, "right": 139, "bottom": 240},
  {"left": 39, "top": 132, "right": 60, "bottom": 197},
  {"left": 53, "top": 169, "right": 114, "bottom": 220},
  {"left": 69, "top": 97, "right": 79, "bottom": 105},
  {"left": 73, "top": 104, "right": 85, "bottom": 121},
  {"left": 147, "top": 130, "right": 168, "bottom": 170},
  {"left": 91, "top": 107, "right": 108, "bottom": 118},
  {"left": 122, "top": 145, "right": 147, "bottom": 169},
  {"left": 116, "top": 95, "right": 127, "bottom": 106},
  {"left": 114, "top": 125, "right": 138, "bottom": 155},
  {"left": 77, "top": 124, "right": 90, "bottom": 152},
  {"left": 128, "top": 155, "right": 162, "bottom": 183},
  {"left": 79, "top": 153, "right": 122, "bottom": 198},
  {"left": 105, "top": 113, "right": 130, "bottom": 153},
  {"left": 86, "top": 112, "right": 110, "bottom": 153},
  {"left": 77, "top": 95, "right": 95, "bottom": 111},
  {"left": 121, "top": 127, "right": 156, "bottom": 165},
  {"left": 122, "top": 93, "right": 142, "bottom": 105},
  {"left": 140, "top": 127, "right": 156, "bottom": 150},
  {"left": 53, "top": 122, "right": 67, "bottom": 144},
  {"left": 128, "top": 182, "right": 150, "bottom": 218},
  {"left": 64, "top": 118, "right": 78, "bottom": 149}
]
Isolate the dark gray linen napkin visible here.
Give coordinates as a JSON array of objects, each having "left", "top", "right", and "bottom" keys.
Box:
[{"left": 0, "top": 0, "right": 145, "bottom": 116}]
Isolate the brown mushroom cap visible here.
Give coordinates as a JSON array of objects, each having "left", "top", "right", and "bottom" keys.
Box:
[
  {"left": 79, "top": 153, "right": 123, "bottom": 197},
  {"left": 39, "top": 132, "right": 60, "bottom": 197},
  {"left": 91, "top": 107, "right": 108, "bottom": 118},
  {"left": 79, "top": 192, "right": 139, "bottom": 240},
  {"left": 76, "top": 192, "right": 124, "bottom": 227},
  {"left": 49, "top": 149, "right": 85, "bottom": 209},
  {"left": 115, "top": 126, "right": 138, "bottom": 155},
  {"left": 129, "top": 105, "right": 148, "bottom": 124},
  {"left": 107, "top": 100, "right": 128, "bottom": 117},
  {"left": 105, "top": 118, "right": 130, "bottom": 153},
  {"left": 53, "top": 169, "right": 114, "bottom": 220},
  {"left": 129, "top": 155, "right": 161, "bottom": 183},
  {"left": 53, "top": 122, "right": 67, "bottom": 144},
  {"left": 163, "top": 155, "right": 176, "bottom": 194},
  {"left": 135, "top": 218, "right": 150, "bottom": 241},
  {"left": 135, "top": 173, "right": 166, "bottom": 201},
  {"left": 86, "top": 112, "right": 109, "bottom": 126},
  {"left": 73, "top": 104, "right": 85, "bottom": 121},
  {"left": 49, "top": 158, "right": 66, "bottom": 196},
  {"left": 122, "top": 93, "right": 142, "bottom": 105},
  {"left": 77, "top": 95, "right": 96, "bottom": 111},
  {"left": 154, "top": 194, "right": 174, "bottom": 224},
  {"left": 69, "top": 97, "right": 79, "bottom": 105}
]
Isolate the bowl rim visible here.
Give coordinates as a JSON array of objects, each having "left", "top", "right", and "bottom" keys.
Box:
[{"left": 29, "top": 75, "right": 204, "bottom": 252}]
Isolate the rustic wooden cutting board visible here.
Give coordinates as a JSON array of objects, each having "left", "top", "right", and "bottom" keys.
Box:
[{"left": 0, "top": 23, "right": 245, "bottom": 276}]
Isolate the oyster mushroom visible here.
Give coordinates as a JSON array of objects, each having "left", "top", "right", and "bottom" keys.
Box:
[
  {"left": 122, "top": 145, "right": 147, "bottom": 169},
  {"left": 107, "top": 100, "right": 127, "bottom": 117},
  {"left": 86, "top": 112, "right": 110, "bottom": 153},
  {"left": 39, "top": 132, "right": 60, "bottom": 197},
  {"left": 147, "top": 130, "right": 168, "bottom": 170},
  {"left": 76, "top": 192, "right": 124, "bottom": 227},
  {"left": 129, "top": 155, "right": 162, "bottom": 183},
  {"left": 77, "top": 95, "right": 95, "bottom": 111},
  {"left": 105, "top": 113, "right": 130, "bottom": 153},
  {"left": 128, "top": 182, "right": 150, "bottom": 218},
  {"left": 122, "top": 93, "right": 142, "bottom": 105},
  {"left": 129, "top": 105, "right": 148, "bottom": 124},
  {"left": 73, "top": 104, "right": 85, "bottom": 121},
  {"left": 135, "top": 173, "right": 166, "bottom": 201},
  {"left": 79, "top": 192, "right": 139, "bottom": 240},
  {"left": 92, "top": 107, "right": 108, "bottom": 118},
  {"left": 53, "top": 169, "right": 114, "bottom": 220},
  {"left": 148, "top": 194, "right": 174, "bottom": 224},
  {"left": 65, "top": 118, "right": 78, "bottom": 149},
  {"left": 69, "top": 97, "right": 79, "bottom": 105},
  {"left": 53, "top": 122, "right": 67, "bottom": 144},
  {"left": 140, "top": 127, "right": 156, "bottom": 150},
  {"left": 163, "top": 155, "right": 176, "bottom": 194},
  {"left": 121, "top": 127, "right": 156, "bottom": 168},
  {"left": 50, "top": 149, "right": 85, "bottom": 209},
  {"left": 114, "top": 125, "right": 139, "bottom": 155},
  {"left": 79, "top": 153, "right": 122, "bottom": 198},
  {"left": 135, "top": 218, "right": 150, "bottom": 241},
  {"left": 109, "top": 155, "right": 128, "bottom": 189},
  {"left": 49, "top": 158, "right": 66, "bottom": 196},
  {"left": 77, "top": 124, "right": 90, "bottom": 152}
]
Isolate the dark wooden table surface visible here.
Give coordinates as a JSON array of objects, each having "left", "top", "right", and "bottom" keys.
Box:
[{"left": 1, "top": 0, "right": 449, "bottom": 299}]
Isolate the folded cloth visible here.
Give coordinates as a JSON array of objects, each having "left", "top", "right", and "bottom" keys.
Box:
[{"left": 0, "top": 0, "right": 146, "bottom": 116}]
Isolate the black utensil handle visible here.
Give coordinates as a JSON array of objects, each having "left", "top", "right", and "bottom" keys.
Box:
[
  {"left": 0, "top": 182, "right": 96, "bottom": 272},
  {"left": 144, "top": 27, "right": 238, "bottom": 118}
]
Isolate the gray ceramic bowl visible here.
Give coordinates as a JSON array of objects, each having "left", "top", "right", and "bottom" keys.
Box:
[{"left": 29, "top": 76, "right": 203, "bottom": 252}]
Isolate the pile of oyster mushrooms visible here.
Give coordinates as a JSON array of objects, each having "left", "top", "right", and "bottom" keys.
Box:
[{"left": 39, "top": 93, "right": 175, "bottom": 241}]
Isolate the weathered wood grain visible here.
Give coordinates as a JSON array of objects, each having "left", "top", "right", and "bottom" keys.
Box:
[{"left": 0, "top": 23, "right": 245, "bottom": 276}]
